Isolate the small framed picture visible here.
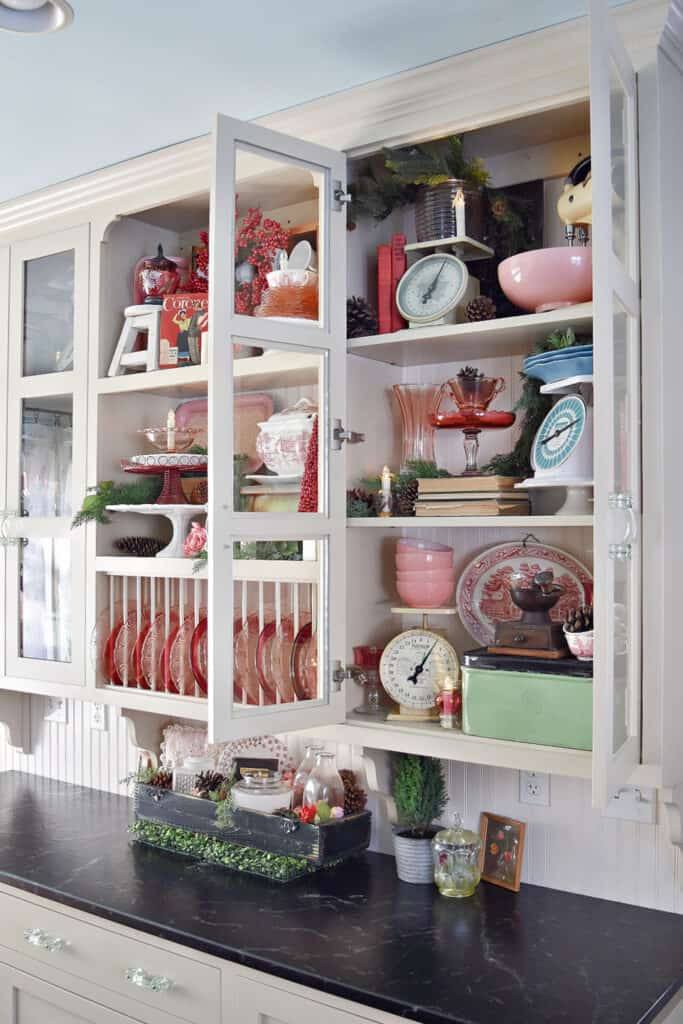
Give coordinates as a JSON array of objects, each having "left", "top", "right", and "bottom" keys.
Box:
[{"left": 479, "top": 813, "right": 526, "bottom": 892}]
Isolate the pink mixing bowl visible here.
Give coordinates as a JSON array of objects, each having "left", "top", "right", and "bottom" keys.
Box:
[
  {"left": 396, "top": 568, "right": 455, "bottom": 580},
  {"left": 396, "top": 551, "right": 453, "bottom": 571},
  {"left": 497, "top": 247, "right": 592, "bottom": 313},
  {"left": 396, "top": 538, "right": 453, "bottom": 554},
  {"left": 396, "top": 575, "right": 455, "bottom": 609}
]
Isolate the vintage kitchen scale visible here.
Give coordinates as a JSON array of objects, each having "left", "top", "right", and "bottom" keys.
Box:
[
  {"left": 517, "top": 392, "right": 594, "bottom": 514},
  {"left": 380, "top": 608, "right": 460, "bottom": 720},
  {"left": 488, "top": 569, "right": 569, "bottom": 659}
]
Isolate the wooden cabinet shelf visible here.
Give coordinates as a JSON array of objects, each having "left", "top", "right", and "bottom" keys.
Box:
[{"left": 348, "top": 303, "right": 593, "bottom": 366}]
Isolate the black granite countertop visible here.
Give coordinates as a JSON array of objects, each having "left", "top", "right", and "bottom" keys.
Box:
[{"left": 0, "top": 773, "right": 681, "bottom": 1024}]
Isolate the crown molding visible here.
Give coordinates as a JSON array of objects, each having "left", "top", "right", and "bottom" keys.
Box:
[
  {"left": 0, "top": 0, "right": 668, "bottom": 239},
  {"left": 659, "top": 0, "right": 683, "bottom": 70}
]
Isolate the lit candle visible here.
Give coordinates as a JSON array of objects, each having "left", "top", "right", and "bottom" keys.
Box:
[
  {"left": 167, "top": 407, "right": 176, "bottom": 452},
  {"left": 453, "top": 188, "right": 466, "bottom": 238},
  {"left": 379, "top": 464, "right": 393, "bottom": 518}
]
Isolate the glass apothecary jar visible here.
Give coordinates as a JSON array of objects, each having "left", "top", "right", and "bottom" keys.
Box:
[
  {"left": 172, "top": 755, "right": 215, "bottom": 795},
  {"left": 303, "top": 751, "right": 344, "bottom": 809},
  {"left": 232, "top": 769, "right": 292, "bottom": 814},
  {"left": 432, "top": 814, "right": 482, "bottom": 898}
]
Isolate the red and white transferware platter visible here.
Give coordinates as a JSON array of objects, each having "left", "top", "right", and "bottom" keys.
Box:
[
  {"left": 456, "top": 541, "right": 593, "bottom": 646},
  {"left": 175, "top": 395, "right": 274, "bottom": 474}
]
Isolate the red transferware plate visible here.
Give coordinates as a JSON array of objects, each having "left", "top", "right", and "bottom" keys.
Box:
[
  {"left": 456, "top": 541, "right": 593, "bottom": 646},
  {"left": 432, "top": 410, "right": 516, "bottom": 429},
  {"left": 175, "top": 394, "right": 274, "bottom": 474}
]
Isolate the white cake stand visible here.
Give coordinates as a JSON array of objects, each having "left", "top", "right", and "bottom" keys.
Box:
[{"left": 517, "top": 478, "right": 594, "bottom": 515}]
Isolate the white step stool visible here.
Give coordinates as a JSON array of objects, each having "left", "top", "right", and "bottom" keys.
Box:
[{"left": 108, "top": 304, "right": 162, "bottom": 376}]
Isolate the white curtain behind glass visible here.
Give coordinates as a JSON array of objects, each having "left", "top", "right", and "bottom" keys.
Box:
[{"left": 20, "top": 408, "right": 72, "bottom": 663}]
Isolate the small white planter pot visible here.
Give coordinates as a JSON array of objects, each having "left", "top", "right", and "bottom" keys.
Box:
[{"left": 393, "top": 831, "right": 435, "bottom": 885}]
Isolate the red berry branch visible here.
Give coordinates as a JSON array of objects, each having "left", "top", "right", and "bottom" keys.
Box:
[{"left": 235, "top": 207, "right": 290, "bottom": 315}]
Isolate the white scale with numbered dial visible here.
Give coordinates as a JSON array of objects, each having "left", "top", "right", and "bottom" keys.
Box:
[
  {"left": 518, "top": 393, "right": 594, "bottom": 515},
  {"left": 396, "top": 253, "right": 479, "bottom": 328},
  {"left": 380, "top": 610, "right": 460, "bottom": 721}
]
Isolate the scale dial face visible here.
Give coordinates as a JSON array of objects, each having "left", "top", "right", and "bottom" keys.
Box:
[
  {"left": 379, "top": 628, "right": 460, "bottom": 710},
  {"left": 396, "top": 253, "right": 468, "bottom": 324},
  {"left": 532, "top": 395, "right": 587, "bottom": 474}
]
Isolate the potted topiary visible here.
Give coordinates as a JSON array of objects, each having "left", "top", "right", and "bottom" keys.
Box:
[{"left": 391, "top": 753, "right": 447, "bottom": 884}]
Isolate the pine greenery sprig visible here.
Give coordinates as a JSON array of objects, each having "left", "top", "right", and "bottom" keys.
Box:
[
  {"left": 72, "top": 478, "right": 163, "bottom": 528},
  {"left": 392, "top": 754, "right": 447, "bottom": 837}
]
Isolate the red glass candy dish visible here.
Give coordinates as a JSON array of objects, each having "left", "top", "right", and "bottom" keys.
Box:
[{"left": 431, "top": 410, "right": 516, "bottom": 429}]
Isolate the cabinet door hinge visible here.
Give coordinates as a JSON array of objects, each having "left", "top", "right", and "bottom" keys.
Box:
[
  {"left": 332, "top": 181, "right": 352, "bottom": 211},
  {"left": 332, "top": 418, "right": 365, "bottom": 451}
]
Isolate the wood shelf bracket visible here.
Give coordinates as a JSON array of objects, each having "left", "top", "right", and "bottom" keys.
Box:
[{"left": 0, "top": 693, "right": 31, "bottom": 754}]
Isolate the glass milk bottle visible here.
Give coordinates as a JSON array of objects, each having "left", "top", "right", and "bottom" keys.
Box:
[{"left": 292, "top": 743, "right": 324, "bottom": 807}]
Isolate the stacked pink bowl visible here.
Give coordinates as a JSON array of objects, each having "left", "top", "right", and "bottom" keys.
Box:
[{"left": 395, "top": 538, "right": 455, "bottom": 609}]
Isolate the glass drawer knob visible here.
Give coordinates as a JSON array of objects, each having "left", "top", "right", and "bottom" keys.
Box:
[
  {"left": 125, "top": 967, "right": 173, "bottom": 993},
  {"left": 24, "top": 927, "right": 66, "bottom": 953}
]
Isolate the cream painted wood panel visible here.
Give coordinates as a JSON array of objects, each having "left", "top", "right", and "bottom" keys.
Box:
[
  {"left": 0, "top": 963, "right": 140, "bottom": 1024},
  {"left": 231, "top": 973, "right": 416, "bottom": 1024},
  {"left": 0, "top": 889, "right": 220, "bottom": 1024}
]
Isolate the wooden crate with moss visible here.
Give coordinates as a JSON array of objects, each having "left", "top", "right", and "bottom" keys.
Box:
[{"left": 132, "top": 784, "right": 371, "bottom": 878}]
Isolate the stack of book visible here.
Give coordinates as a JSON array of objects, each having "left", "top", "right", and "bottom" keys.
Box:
[{"left": 415, "top": 476, "right": 529, "bottom": 517}]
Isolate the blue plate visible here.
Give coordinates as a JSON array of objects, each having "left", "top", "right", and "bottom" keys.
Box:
[
  {"left": 524, "top": 344, "right": 593, "bottom": 367},
  {"left": 524, "top": 351, "right": 593, "bottom": 383}
]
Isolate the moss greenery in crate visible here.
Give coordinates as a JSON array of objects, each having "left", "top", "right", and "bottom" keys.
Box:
[
  {"left": 484, "top": 328, "right": 590, "bottom": 478},
  {"left": 391, "top": 753, "right": 447, "bottom": 884},
  {"left": 130, "top": 820, "right": 313, "bottom": 882}
]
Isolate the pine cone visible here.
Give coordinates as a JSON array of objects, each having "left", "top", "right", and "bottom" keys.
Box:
[
  {"left": 347, "top": 296, "right": 378, "bottom": 339},
  {"left": 340, "top": 769, "right": 368, "bottom": 816},
  {"left": 147, "top": 770, "right": 173, "bottom": 790},
  {"left": 396, "top": 477, "right": 419, "bottom": 517},
  {"left": 565, "top": 604, "right": 593, "bottom": 633},
  {"left": 194, "top": 770, "right": 226, "bottom": 798},
  {"left": 466, "top": 296, "right": 497, "bottom": 322},
  {"left": 113, "top": 536, "right": 165, "bottom": 558},
  {"left": 191, "top": 479, "right": 208, "bottom": 505}
]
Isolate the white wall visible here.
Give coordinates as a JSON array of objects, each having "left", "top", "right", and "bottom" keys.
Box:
[{"left": 1, "top": 700, "right": 680, "bottom": 914}]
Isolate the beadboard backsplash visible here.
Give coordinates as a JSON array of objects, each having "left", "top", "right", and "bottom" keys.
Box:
[{"left": 0, "top": 697, "right": 680, "bottom": 914}]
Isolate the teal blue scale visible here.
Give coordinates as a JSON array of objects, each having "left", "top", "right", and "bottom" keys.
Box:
[{"left": 531, "top": 395, "right": 587, "bottom": 474}]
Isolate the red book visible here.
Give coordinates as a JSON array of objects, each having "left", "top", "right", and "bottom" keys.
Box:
[
  {"left": 377, "top": 244, "right": 392, "bottom": 335},
  {"left": 390, "top": 234, "right": 407, "bottom": 332}
]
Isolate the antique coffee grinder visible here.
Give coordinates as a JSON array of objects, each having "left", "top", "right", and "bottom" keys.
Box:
[{"left": 488, "top": 570, "right": 568, "bottom": 659}]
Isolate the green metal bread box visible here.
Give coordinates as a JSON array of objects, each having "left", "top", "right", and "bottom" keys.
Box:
[{"left": 462, "top": 649, "right": 593, "bottom": 750}]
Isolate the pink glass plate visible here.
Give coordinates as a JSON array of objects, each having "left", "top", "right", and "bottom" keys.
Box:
[
  {"left": 141, "top": 609, "right": 181, "bottom": 691},
  {"left": 290, "top": 622, "right": 316, "bottom": 700},
  {"left": 234, "top": 611, "right": 277, "bottom": 705},
  {"left": 170, "top": 610, "right": 206, "bottom": 696},
  {"left": 456, "top": 541, "right": 593, "bottom": 646},
  {"left": 257, "top": 616, "right": 301, "bottom": 704},
  {"left": 113, "top": 607, "right": 149, "bottom": 690},
  {"left": 175, "top": 394, "right": 274, "bottom": 473}
]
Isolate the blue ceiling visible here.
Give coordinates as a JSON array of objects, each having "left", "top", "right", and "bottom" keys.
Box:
[{"left": 1, "top": 0, "right": 608, "bottom": 204}]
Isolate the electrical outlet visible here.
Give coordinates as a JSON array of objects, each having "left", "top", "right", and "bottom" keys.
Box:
[
  {"left": 91, "top": 703, "right": 107, "bottom": 732},
  {"left": 44, "top": 697, "right": 67, "bottom": 724},
  {"left": 519, "top": 770, "right": 550, "bottom": 806}
]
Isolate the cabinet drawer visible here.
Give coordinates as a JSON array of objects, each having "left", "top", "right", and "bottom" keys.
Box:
[{"left": 0, "top": 891, "right": 220, "bottom": 1024}]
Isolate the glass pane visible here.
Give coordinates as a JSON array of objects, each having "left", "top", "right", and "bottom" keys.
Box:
[
  {"left": 21, "top": 398, "right": 73, "bottom": 517},
  {"left": 612, "top": 557, "right": 630, "bottom": 753},
  {"left": 609, "top": 60, "right": 631, "bottom": 270},
  {"left": 612, "top": 301, "right": 632, "bottom": 494},
  {"left": 234, "top": 145, "right": 323, "bottom": 327},
  {"left": 19, "top": 538, "right": 71, "bottom": 662},
  {"left": 23, "top": 249, "right": 75, "bottom": 376},
  {"left": 231, "top": 539, "right": 324, "bottom": 710},
  {"left": 233, "top": 344, "right": 325, "bottom": 514}
]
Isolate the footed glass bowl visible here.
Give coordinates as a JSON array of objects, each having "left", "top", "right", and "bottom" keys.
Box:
[{"left": 138, "top": 427, "right": 196, "bottom": 453}]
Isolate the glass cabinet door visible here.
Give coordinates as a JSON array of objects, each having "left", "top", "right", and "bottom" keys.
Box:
[
  {"left": 3, "top": 226, "right": 89, "bottom": 685},
  {"left": 208, "top": 115, "right": 348, "bottom": 741},
  {"left": 590, "top": 0, "right": 642, "bottom": 804}
]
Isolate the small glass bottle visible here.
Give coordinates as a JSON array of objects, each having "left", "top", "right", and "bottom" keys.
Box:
[
  {"left": 432, "top": 813, "right": 483, "bottom": 898},
  {"left": 436, "top": 674, "right": 462, "bottom": 730},
  {"left": 172, "top": 755, "right": 215, "bottom": 795},
  {"left": 292, "top": 743, "right": 324, "bottom": 807},
  {"left": 303, "top": 751, "right": 345, "bottom": 809},
  {"left": 352, "top": 645, "right": 387, "bottom": 716}
]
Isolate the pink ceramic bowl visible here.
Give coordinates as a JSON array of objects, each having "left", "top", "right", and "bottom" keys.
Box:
[
  {"left": 397, "top": 538, "right": 452, "bottom": 555},
  {"left": 563, "top": 626, "right": 594, "bottom": 661},
  {"left": 396, "top": 551, "right": 453, "bottom": 571},
  {"left": 396, "top": 575, "right": 455, "bottom": 609},
  {"left": 498, "top": 247, "right": 592, "bottom": 313},
  {"left": 396, "top": 568, "right": 455, "bottom": 580}
]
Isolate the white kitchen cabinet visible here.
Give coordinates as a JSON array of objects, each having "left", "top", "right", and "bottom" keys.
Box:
[
  {"left": 0, "top": 0, "right": 680, "bottom": 816},
  {"left": 231, "top": 974, "right": 394, "bottom": 1024},
  {"left": 0, "top": 963, "right": 140, "bottom": 1024}
]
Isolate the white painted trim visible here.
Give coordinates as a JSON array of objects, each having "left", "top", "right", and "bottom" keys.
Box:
[{"left": 0, "top": 0, "right": 668, "bottom": 240}]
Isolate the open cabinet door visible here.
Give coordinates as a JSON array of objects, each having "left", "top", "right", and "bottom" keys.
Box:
[
  {"left": 208, "top": 114, "right": 348, "bottom": 742},
  {"left": 590, "top": 0, "right": 642, "bottom": 805}
]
